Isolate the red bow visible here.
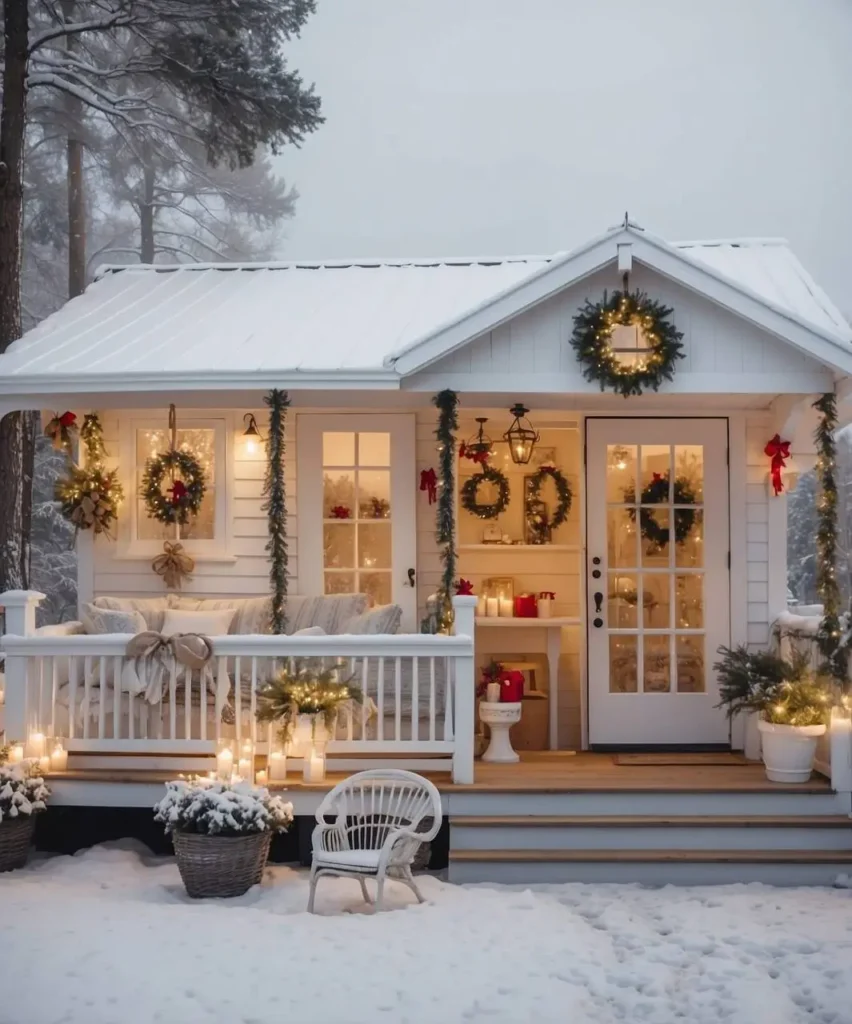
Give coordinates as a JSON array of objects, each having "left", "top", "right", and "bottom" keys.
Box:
[
  {"left": 420, "top": 468, "right": 437, "bottom": 504},
  {"left": 652, "top": 472, "right": 664, "bottom": 483},
  {"left": 168, "top": 480, "right": 187, "bottom": 505},
  {"left": 456, "top": 578, "right": 474, "bottom": 595},
  {"left": 764, "top": 434, "right": 790, "bottom": 496},
  {"left": 459, "top": 443, "right": 489, "bottom": 465},
  {"left": 59, "top": 411, "right": 77, "bottom": 428}
]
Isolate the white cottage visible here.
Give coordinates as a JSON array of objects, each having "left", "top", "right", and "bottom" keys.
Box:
[{"left": 2, "top": 219, "right": 851, "bottom": 883}]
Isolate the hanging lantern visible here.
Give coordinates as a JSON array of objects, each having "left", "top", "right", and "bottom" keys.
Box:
[
  {"left": 242, "top": 413, "right": 263, "bottom": 455},
  {"left": 460, "top": 417, "right": 493, "bottom": 463},
  {"left": 503, "top": 404, "right": 539, "bottom": 465}
]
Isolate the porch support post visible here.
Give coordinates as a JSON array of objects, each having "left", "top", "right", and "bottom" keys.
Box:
[
  {"left": 830, "top": 708, "right": 852, "bottom": 806},
  {"left": 0, "top": 589, "right": 43, "bottom": 745},
  {"left": 451, "top": 594, "right": 477, "bottom": 784}
]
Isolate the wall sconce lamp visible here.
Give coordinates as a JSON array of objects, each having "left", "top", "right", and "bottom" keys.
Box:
[{"left": 242, "top": 413, "right": 263, "bottom": 454}]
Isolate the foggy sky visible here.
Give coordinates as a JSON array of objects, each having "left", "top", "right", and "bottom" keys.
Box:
[{"left": 277, "top": 0, "right": 852, "bottom": 313}]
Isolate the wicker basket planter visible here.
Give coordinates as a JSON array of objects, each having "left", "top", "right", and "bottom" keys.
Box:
[
  {"left": 0, "top": 815, "right": 37, "bottom": 873},
  {"left": 173, "top": 829, "right": 272, "bottom": 898}
]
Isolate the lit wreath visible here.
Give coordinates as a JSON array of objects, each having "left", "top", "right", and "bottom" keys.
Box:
[
  {"left": 624, "top": 472, "right": 697, "bottom": 549},
  {"left": 570, "top": 289, "right": 684, "bottom": 397},
  {"left": 142, "top": 449, "right": 206, "bottom": 526},
  {"left": 460, "top": 464, "right": 510, "bottom": 520},
  {"left": 525, "top": 464, "right": 572, "bottom": 531}
]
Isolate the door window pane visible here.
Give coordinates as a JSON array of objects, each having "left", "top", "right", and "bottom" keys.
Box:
[
  {"left": 675, "top": 510, "right": 703, "bottom": 567},
  {"left": 608, "top": 507, "right": 638, "bottom": 568},
  {"left": 358, "top": 470, "right": 391, "bottom": 519},
  {"left": 675, "top": 575, "right": 703, "bottom": 629},
  {"left": 644, "top": 636, "right": 670, "bottom": 693},
  {"left": 358, "top": 523, "right": 391, "bottom": 569},
  {"left": 674, "top": 445, "right": 704, "bottom": 503},
  {"left": 324, "top": 524, "right": 355, "bottom": 568},
  {"left": 640, "top": 445, "right": 671, "bottom": 498},
  {"left": 323, "top": 471, "right": 356, "bottom": 518},
  {"left": 640, "top": 509, "right": 670, "bottom": 566},
  {"left": 358, "top": 433, "right": 390, "bottom": 466},
  {"left": 608, "top": 573, "right": 639, "bottom": 628},
  {"left": 676, "top": 636, "right": 705, "bottom": 692},
  {"left": 609, "top": 636, "right": 638, "bottom": 693},
  {"left": 642, "top": 574, "right": 671, "bottom": 629},
  {"left": 607, "top": 445, "right": 637, "bottom": 502},
  {"left": 325, "top": 572, "right": 356, "bottom": 595},
  {"left": 323, "top": 432, "right": 355, "bottom": 466},
  {"left": 361, "top": 572, "right": 392, "bottom": 606}
]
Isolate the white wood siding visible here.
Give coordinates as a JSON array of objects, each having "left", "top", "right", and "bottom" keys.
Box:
[
  {"left": 744, "top": 412, "right": 776, "bottom": 649},
  {"left": 410, "top": 264, "right": 833, "bottom": 393},
  {"left": 91, "top": 410, "right": 297, "bottom": 599}
]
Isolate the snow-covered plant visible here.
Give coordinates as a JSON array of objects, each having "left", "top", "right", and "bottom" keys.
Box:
[
  {"left": 0, "top": 763, "right": 50, "bottom": 824},
  {"left": 154, "top": 777, "right": 293, "bottom": 837}
]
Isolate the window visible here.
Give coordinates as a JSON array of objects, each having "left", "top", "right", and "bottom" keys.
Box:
[
  {"left": 322, "top": 431, "right": 392, "bottom": 606},
  {"left": 121, "top": 415, "right": 230, "bottom": 556}
]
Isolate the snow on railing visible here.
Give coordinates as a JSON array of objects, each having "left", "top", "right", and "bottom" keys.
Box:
[{"left": 0, "top": 592, "right": 477, "bottom": 784}]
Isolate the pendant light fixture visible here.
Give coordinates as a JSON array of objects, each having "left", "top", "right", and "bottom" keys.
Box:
[
  {"left": 461, "top": 417, "right": 493, "bottom": 463},
  {"left": 503, "top": 404, "right": 539, "bottom": 465}
]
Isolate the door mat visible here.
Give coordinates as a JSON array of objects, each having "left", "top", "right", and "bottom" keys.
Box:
[{"left": 613, "top": 753, "right": 749, "bottom": 766}]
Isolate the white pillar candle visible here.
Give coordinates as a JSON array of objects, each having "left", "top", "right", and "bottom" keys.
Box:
[
  {"left": 486, "top": 681, "right": 502, "bottom": 703},
  {"left": 27, "top": 732, "right": 46, "bottom": 758},
  {"left": 216, "top": 746, "right": 234, "bottom": 781},
  {"left": 50, "top": 743, "right": 68, "bottom": 772},
  {"left": 476, "top": 595, "right": 487, "bottom": 618},
  {"left": 37, "top": 755, "right": 50, "bottom": 775},
  {"left": 9, "top": 744, "right": 24, "bottom": 764},
  {"left": 498, "top": 597, "right": 513, "bottom": 617},
  {"left": 237, "top": 757, "right": 252, "bottom": 780},
  {"left": 255, "top": 769, "right": 268, "bottom": 786},
  {"left": 485, "top": 597, "right": 499, "bottom": 618},
  {"left": 240, "top": 738, "right": 254, "bottom": 757},
  {"left": 269, "top": 750, "right": 287, "bottom": 781},
  {"left": 303, "top": 751, "right": 326, "bottom": 783}
]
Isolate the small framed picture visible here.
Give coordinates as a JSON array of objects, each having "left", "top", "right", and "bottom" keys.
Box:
[{"left": 531, "top": 446, "right": 557, "bottom": 468}]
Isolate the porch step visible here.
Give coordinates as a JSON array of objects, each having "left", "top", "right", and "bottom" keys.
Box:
[
  {"left": 450, "top": 814, "right": 852, "bottom": 853},
  {"left": 447, "top": 847, "right": 852, "bottom": 886}
]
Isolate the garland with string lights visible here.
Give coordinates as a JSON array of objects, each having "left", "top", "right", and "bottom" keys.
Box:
[
  {"left": 263, "top": 390, "right": 290, "bottom": 634},
  {"left": 56, "top": 413, "right": 123, "bottom": 537},
  {"left": 812, "top": 392, "right": 849, "bottom": 685},
  {"left": 570, "top": 289, "right": 684, "bottom": 397},
  {"left": 425, "top": 390, "right": 459, "bottom": 633}
]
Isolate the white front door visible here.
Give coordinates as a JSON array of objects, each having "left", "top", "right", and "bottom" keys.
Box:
[
  {"left": 297, "top": 414, "right": 418, "bottom": 631},
  {"left": 586, "top": 418, "right": 730, "bottom": 746}
]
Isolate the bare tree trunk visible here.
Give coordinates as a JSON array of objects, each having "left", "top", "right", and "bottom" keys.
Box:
[
  {"left": 140, "top": 159, "right": 155, "bottom": 263},
  {"left": 0, "top": 0, "right": 30, "bottom": 593},
  {"left": 63, "top": 0, "right": 86, "bottom": 298}
]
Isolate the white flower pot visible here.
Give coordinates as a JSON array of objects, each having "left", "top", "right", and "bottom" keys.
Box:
[
  {"left": 757, "top": 719, "right": 826, "bottom": 783},
  {"left": 290, "top": 714, "right": 329, "bottom": 758}
]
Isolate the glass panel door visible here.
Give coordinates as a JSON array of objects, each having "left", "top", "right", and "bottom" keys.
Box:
[{"left": 587, "top": 419, "right": 729, "bottom": 745}]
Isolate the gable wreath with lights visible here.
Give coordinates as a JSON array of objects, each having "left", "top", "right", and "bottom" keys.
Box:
[{"left": 570, "top": 289, "right": 684, "bottom": 398}]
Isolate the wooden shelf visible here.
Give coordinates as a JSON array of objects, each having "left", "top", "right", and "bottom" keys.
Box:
[
  {"left": 475, "top": 616, "right": 581, "bottom": 627},
  {"left": 459, "top": 544, "right": 580, "bottom": 552}
]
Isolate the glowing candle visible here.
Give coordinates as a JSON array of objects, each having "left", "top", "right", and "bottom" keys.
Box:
[
  {"left": 37, "top": 755, "right": 50, "bottom": 776},
  {"left": 303, "top": 750, "right": 326, "bottom": 783},
  {"left": 8, "top": 744, "right": 24, "bottom": 764},
  {"left": 268, "top": 750, "right": 287, "bottom": 781},
  {"left": 216, "top": 746, "right": 233, "bottom": 781},
  {"left": 498, "top": 597, "right": 513, "bottom": 618},
  {"left": 50, "top": 743, "right": 68, "bottom": 771},
  {"left": 27, "top": 732, "right": 46, "bottom": 758},
  {"left": 255, "top": 769, "right": 268, "bottom": 786},
  {"left": 485, "top": 597, "right": 499, "bottom": 618},
  {"left": 237, "top": 757, "right": 252, "bottom": 780}
]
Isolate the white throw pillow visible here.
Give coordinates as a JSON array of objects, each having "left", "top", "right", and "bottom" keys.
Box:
[
  {"left": 292, "top": 626, "right": 326, "bottom": 636},
  {"left": 82, "top": 607, "right": 147, "bottom": 635},
  {"left": 161, "top": 608, "right": 236, "bottom": 637}
]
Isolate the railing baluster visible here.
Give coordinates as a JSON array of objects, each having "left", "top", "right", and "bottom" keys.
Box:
[
  {"left": 235, "top": 655, "right": 242, "bottom": 743},
  {"left": 444, "top": 657, "right": 454, "bottom": 740},
  {"left": 394, "top": 657, "right": 401, "bottom": 741},
  {"left": 411, "top": 657, "right": 418, "bottom": 742},
  {"left": 68, "top": 656, "right": 78, "bottom": 740},
  {"left": 184, "top": 667, "right": 191, "bottom": 740},
  {"left": 113, "top": 656, "right": 122, "bottom": 739},
  {"left": 169, "top": 662, "right": 177, "bottom": 740},
  {"left": 429, "top": 658, "right": 436, "bottom": 742},
  {"left": 250, "top": 658, "right": 257, "bottom": 744},
  {"left": 200, "top": 666, "right": 207, "bottom": 741},
  {"left": 360, "top": 657, "right": 368, "bottom": 741},
  {"left": 98, "top": 658, "right": 106, "bottom": 739},
  {"left": 83, "top": 655, "right": 91, "bottom": 739},
  {"left": 377, "top": 658, "right": 384, "bottom": 741},
  {"left": 37, "top": 657, "right": 45, "bottom": 735},
  {"left": 49, "top": 657, "right": 57, "bottom": 738}
]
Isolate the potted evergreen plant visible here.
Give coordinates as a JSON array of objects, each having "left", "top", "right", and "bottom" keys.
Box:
[
  {"left": 0, "top": 759, "right": 50, "bottom": 871},
  {"left": 715, "top": 645, "right": 831, "bottom": 782},
  {"left": 154, "top": 777, "right": 293, "bottom": 898}
]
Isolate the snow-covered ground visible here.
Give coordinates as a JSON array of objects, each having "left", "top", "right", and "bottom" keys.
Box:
[{"left": 3, "top": 844, "right": 852, "bottom": 1024}]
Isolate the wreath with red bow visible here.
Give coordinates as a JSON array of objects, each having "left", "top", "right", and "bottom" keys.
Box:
[
  {"left": 624, "top": 472, "right": 697, "bottom": 549},
  {"left": 142, "top": 448, "right": 206, "bottom": 526}
]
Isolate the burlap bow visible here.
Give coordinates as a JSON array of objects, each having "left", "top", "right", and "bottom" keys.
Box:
[
  {"left": 123, "top": 630, "right": 223, "bottom": 708},
  {"left": 151, "top": 541, "right": 195, "bottom": 590}
]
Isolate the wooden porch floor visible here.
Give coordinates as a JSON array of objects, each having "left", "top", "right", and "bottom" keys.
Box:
[{"left": 50, "top": 752, "right": 832, "bottom": 794}]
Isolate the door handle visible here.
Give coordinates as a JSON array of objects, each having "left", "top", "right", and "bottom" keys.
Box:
[
  {"left": 407, "top": 567, "right": 416, "bottom": 588},
  {"left": 593, "top": 592, "right": 603, "bottom": 614}
]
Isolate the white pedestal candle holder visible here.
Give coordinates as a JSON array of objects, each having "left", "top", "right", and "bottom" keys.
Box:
[{"left": 479, "top": 701, "right": 522, "bottom": 763}]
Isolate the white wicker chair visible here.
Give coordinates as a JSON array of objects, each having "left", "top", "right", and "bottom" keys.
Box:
[{"left": 307, "top": 768, "right": 442, "bottom": 913}]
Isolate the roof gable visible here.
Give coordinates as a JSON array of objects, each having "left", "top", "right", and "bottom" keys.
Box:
[{"left": 388, "top": 226, "right": 852, "bottom": 377}]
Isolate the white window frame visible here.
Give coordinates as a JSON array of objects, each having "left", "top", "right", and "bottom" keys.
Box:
[{"left": 114, "top": 411, "right": 235, "bottom": 561}]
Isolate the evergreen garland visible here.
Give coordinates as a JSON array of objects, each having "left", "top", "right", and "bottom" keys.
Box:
[
  {"left": 56, "top": 412, "right": 123, "bottom": 536},
  {"left": 812, "top": 392, "right": 847, "bottom": 684},
  {"left": 431, "top": 389, "right": 459, "bottom": 631},
  {"left": 570, "top": 289, "right": 684, "bottom": 397},
  {"left": 263, "top": 390, "right": 290, "bottom": 634}
]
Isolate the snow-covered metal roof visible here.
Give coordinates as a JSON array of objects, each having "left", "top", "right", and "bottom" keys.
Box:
[{"left": 0, "top": 229, "right": 847, "bottom": 390}]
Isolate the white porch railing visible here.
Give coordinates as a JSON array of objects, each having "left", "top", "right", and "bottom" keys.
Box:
[{"left": 0, "top": 592, "right": 478, "bottom": 783}]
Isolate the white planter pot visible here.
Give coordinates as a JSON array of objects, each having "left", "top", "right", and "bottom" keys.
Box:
[
  {"left": 742, "top": 710, "right": 762, "bottom": 761},
  {"left": 757, "top": 719, "right": 826, "bottom": 783},
  {"left": 290, "top": 714, "right": 329, "bottom": 758}
]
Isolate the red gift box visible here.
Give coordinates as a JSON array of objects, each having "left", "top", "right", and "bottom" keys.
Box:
[
  {"left": 513, "top": 593, "right": 538, "bottom": 618},
  {"left": 500, "top": 670, "right": 524, "bottom": 703}
]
